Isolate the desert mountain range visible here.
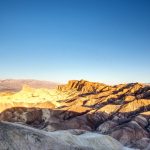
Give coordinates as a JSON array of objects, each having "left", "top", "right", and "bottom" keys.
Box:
[{"left": 0, "top": 79, "right": 150, "bottom": 149}]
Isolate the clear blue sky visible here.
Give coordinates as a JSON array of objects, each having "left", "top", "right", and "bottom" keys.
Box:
[{"left": 0, "top": 0, "right": 150, "bottom": 84}]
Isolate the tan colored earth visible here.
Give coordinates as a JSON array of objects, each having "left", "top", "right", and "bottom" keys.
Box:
[{"left": 0, "top": 79, "right": 150, "bottom": 149}]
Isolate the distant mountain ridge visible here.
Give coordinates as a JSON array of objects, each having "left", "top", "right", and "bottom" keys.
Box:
[{"left": 0, "top": 79, "right": 58, "bottom": 92}]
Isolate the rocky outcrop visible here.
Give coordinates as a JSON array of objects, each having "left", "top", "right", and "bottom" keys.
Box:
[
  {"left": 0, "top": 80, "right": 150, "bottom": 149},
  {"left": 0, "top": 121, "right": 133, "bottom": 150},
  {"left": 58, "top": 80, "right": 108, "bottom": 94},
  {"left": 56, "top": 80, "right": 150, "bottom": 149}
]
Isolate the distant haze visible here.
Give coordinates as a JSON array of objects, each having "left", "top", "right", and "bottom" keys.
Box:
[{"left": 0, "top": 79, "right": 58, "bottom": 92}]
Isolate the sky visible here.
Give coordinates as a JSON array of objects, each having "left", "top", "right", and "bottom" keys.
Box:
[{"left": 0, "top": 0, "right": 150, "bottom": 84}]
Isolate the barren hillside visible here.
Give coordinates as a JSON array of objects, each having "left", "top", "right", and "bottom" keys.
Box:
[{"left": 0, "top": 80, "right": 150, "bottom": 149}]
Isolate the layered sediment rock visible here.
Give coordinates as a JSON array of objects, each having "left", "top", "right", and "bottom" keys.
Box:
[{"left": 0, "top": 80, "right": 150, "bottom": 149}]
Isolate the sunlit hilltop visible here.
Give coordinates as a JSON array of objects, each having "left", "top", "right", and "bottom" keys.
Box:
[{"left": 0, "top": 84, "right": 77, "bottom": 112}]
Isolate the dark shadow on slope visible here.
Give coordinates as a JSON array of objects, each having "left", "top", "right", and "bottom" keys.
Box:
[
  {"left": 1, "top": 104, "right": 150, "bottom": 130},
  {"left": 0, "top": 105, "right": 150, "bottom": 149}
]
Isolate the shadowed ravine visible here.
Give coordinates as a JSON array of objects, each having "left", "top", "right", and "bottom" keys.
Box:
[{"left": 0, "top": 80, "right": 150, "bottom": 149}]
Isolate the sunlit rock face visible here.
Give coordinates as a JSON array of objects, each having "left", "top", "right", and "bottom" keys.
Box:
[
  {"left": 58, "top": 80, "right": 108, "bottom": 94},
  {"left": 0, "top": 79, "right": 150, "bottom": 149}
]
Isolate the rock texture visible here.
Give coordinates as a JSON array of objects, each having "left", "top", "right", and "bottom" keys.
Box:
[
  {"left": 0, "top": 121, "right": 133, "bottom": 150},
  {"left": 0, "top": 80, "right": 150, "bottom": 149}
]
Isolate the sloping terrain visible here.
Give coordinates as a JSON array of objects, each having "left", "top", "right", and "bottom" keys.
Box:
[
  {"left": 0, "top": 80, "right": 150, "bottom": 149},
  {"left": 0, "top": 121, "right": 132, "bottom": 150}
]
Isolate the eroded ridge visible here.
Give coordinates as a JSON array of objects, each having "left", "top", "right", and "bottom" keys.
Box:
[{"left": 0, "top": 80, "right": 150, "bottom": 149}]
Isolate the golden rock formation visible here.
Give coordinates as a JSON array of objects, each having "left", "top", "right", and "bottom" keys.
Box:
[{"left": 0, "top": 79, "right": 150, "bottom": 149}]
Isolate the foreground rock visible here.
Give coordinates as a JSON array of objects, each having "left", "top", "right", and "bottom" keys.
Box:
[{"left": 0, "top": 121, "right": 133, "bottom": 150}]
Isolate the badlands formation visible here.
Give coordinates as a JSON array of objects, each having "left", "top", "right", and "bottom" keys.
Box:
[{"left": 0, "top": 80, "right": 150, "bottom": 149}]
